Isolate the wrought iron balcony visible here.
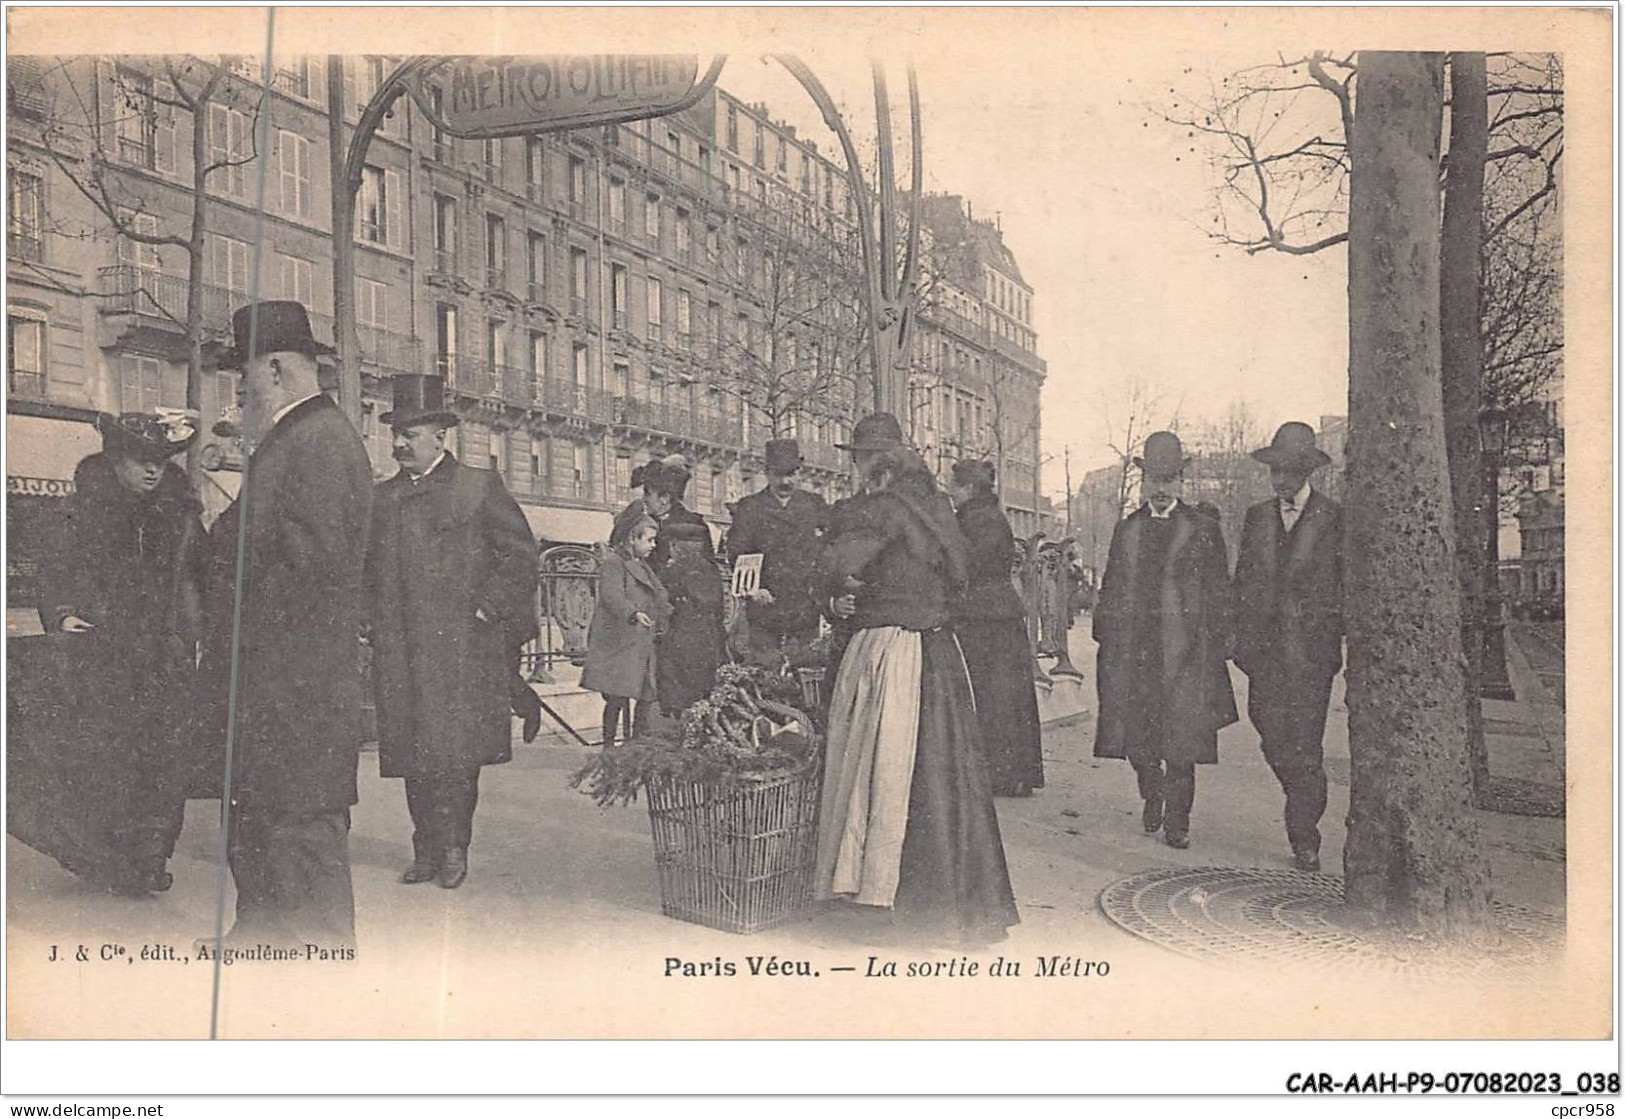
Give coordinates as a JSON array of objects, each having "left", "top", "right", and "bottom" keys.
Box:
[
  {"left": 485, "top": 266, "right": 507, "bottom": 291},
  {"left": 447, "top": 357, "right": 496, "bottom": 398},
  {"left": 528, "top": 280, "right": 547, "bottom": 304}
]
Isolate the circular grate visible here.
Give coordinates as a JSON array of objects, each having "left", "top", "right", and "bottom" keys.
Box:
[{"left": 1098, "top": 866, "right": 1563, "bottom": 975}]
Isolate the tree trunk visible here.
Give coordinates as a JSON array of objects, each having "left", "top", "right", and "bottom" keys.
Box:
[
  {"left": 1343, "top": 51, "right": 1490, "bottom": 933},
  {"left": 183, "top": 101, "right": 211, "bottom": 484},
  {"left": 1439, "top": 52, "right": 1490, "bottom": 803}
]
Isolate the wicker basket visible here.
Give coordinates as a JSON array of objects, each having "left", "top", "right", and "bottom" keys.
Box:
[{"left": 646, "top": 762, "right": 823, "bottom": 935}]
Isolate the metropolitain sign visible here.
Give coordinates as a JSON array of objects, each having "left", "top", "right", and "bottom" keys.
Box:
[{"left": 430, "top": 55, "right": 725, "bottom": 138}]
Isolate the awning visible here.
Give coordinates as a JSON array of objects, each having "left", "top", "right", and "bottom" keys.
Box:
[
  {"left": 6, "top": 413, "right": 100, "bottom": 489},
  {"left": 523, "top": 503, "right": 615, "bottom": 547}
]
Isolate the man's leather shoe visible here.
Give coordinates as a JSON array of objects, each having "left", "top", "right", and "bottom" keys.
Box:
[
  {"left": 1164, "top": 829, "right": 1190, "bottom": 850},
  {"left": 438, "top": 848, "right": 468, "bottom": 889},
  {"left": 1293, "top": 849, "right": 1321, "bottom": 872},
  {"left": 1142, "top": 799, "right": 1165, "bottom": 834},
  {"left": 400, "top": 857, "right": 438, "bottom": 885}
]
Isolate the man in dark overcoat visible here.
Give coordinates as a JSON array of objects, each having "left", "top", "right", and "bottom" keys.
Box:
[
  {"left": 1093, "top": 430, "right": 1237, "bottom": 849},
  {"left": 726, "top": 438, "right": 830, "bottom": 661},
  {"left": 203, "top": 302, "right": 374, "bottom": 948},
  {"left": 1233, "top": 421, "right": 1344, "bottom": 871},
  {"left": 365, "top": 374, "right": 538, "bottom": 889}
]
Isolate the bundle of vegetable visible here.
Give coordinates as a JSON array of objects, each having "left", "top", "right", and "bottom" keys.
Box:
[{"left": 570, "top": 663, "right": 818, "bottom": 807}]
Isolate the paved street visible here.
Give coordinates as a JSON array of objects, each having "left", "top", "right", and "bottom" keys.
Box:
[{"left": 6, "top": 623, "right": 1568, "bottom": 1038}]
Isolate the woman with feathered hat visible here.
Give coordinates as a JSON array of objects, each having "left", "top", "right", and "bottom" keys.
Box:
[{"left": 15, "top": 411, "right": 208, "bottom": 895}]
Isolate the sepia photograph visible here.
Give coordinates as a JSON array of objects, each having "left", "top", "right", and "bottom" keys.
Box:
[{"left": 0, "top": 3, "right": 1614, "bottom": 1097}]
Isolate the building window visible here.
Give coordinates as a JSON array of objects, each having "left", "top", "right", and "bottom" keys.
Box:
[
  {"left": 208, "top": 233, "right": 250, "bottom": 294},
  {"left": 705, "top": 224, "right": 719, "bottom": 263},
  {"left": 115, "top": 68, "right": 176, "bottom": 173},
  {"left": 527, "top": 232, "right": 546, "bottom": 300},
  {"left": 526, "top": 137, "right": 546, "bottom": 195},
  {"left": 435, "top": 303, "right": 458, "bottom": 378},
  {"left": 485, "top": 213, "right": 506, "bottom": 287},
  {"left": 725, "top": 102, "right": 739, "bottom": 151},
  {"left": 433, "top": 194, "right": 456, "bottom": 270},
  {"left": 572, "top": 342, "right": 591, "bottom": 399},
  {"left": 278, "top": 253, "right": 313, "bottom": 306},
  {"left": 676, "top": 289, "right": 691, "bottom": 347},
  {"left": 645, "top": 193, "right": 660, "bottom": 242},
  {"left": 752, "top": 122, "right": 764, "bottom": 168},
  {"left": 646, "top": 276, "right": 663, "bottom": 342},
  {"left": 610, "top": 263, "right": 628, "bottom": 330},
  {"left": 529, "top": 330, "right": 548, "bottom": 386},
  {"left": 358, "top": 165, "right": 386, "bottom": 244},
  {"left": 428, "top": 85, "right": 452, "bottom": 159},
  {"left": 115, "top": 209, "right": 161, "bottom": 271},
  {"left": 776, "top": 135, "right": 787, "bottom": 174},
  {"left": 207, "top": 103, "right": 251, "bottom": 195},
  {"left": 569, "top": 247, "right": 588, "bottom": 315},
  {"left": 481, "top": 137, "right": 503, "bottom": 181},
  {"left": 567, "top": 155, "right": 587, "bottom": 210},
  {"left": 356, "top": 276, "right": 388, "bottom": 330},
  {"left": 7, "top": 312, "right": 46, "bottom": 398},
  {"left": 119, "top": 353, "right": 173, "bottom": 412},
  {"left": 675, "top": 208, "right": 690, "bottom": 258},
  {"left": 277, "top": 130, "right": 311, "bottom": 218},
  {"left": 486, "top": 317, "right": 506, "bottom": 372},
  {"left": 9, "top": 171, "right": 43, "bottom": 261},
  {"left": 613, "top": 360, "right": 629, "bottom": 399}
]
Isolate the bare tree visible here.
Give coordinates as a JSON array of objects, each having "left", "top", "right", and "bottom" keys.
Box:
[
  {"left": 712, "top": 199, "right": 868, "bottom": 444},
  {"left": 36, "top": 55, "right": 267, "bottom": 478},
  {"left": 1185, "top": 400, "right": 1271, "bottom": 561},
  {"left": 1159, "top": 51, "right": 1563, "bottom": 409}
]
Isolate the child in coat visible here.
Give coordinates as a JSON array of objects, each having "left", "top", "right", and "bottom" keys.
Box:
[
  {"left": 581, "top": 513, "right": 671, "bottom": 746},
  {"left": 656, "top": 520, "right": 726, "bottom": 715}
]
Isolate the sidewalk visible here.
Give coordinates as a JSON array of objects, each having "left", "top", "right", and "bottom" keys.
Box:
[{"left": 5, "top": 624, "right": 1568, "bottom": 1037}]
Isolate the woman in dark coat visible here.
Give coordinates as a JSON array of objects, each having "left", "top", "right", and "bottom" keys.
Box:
[
  {"left": 814, "top": 432, "right": 1019, "bottom": 946},
  {"left": 17, "top": 411, "right": 206, "bottom": 895},
  {"left": 656, "top": 520, "right": 726, "bottom": 714},
  {"left": 948, "top": 460, "right": 1045, "bottom": 797},
  {"left": 611, "top": 455, "right": 714, "bottom": 575}
]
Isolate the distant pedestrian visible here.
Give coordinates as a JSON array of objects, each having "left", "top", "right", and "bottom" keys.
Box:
[
  {"left": 1233, "top": 422, "right": 1343, "bottom": 872},
  {"left": 365, "top": 374, "right": 539, "bottom": 891},
  {"left": 657, "top": 519, "right": 726, "bottom": 714},
  {"left": 201, "top": 302, "right": 373, "bottom": 949},
  {"left": 1093, "top": 430, "right": 1237, "bottom": 850},
  {"left": 948, "top": 459, "right": 1044, "bottom": 797},
  {"left": 725, "top": 438, "right": 829, "bottom": 663},
  {"left": 22, "top": 410, "right": 207, "bottom": 896},
  {"left": 581, "top": 513, "right": 671, "bottom": 746}
]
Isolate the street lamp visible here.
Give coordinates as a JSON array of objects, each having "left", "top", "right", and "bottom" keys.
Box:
[{"left": 1478, "top": 406, "right": 1516, "bottom": 700}]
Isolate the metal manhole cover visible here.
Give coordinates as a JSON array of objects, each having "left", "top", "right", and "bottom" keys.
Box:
[{"left": 1099, "top": 866, "right": 1562, "bottom": 975}]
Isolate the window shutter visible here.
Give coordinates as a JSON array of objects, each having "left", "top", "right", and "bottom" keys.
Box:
[
  {"left": 307, "top": 57, "right": 327, "bottom": 106},
  {"left": 385, "top": 168, "right": 404, "bottom": 252},
  {"left": 153, "top": 81, "right": 177, "bottom": 173}
]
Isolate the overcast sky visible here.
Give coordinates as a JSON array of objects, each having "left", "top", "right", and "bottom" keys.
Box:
[{"left": 722, "top": 42, "right": 1350, "bottom": 498}]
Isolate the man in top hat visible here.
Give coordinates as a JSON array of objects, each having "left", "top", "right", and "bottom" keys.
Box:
[
  {"left": 364, "top": 374, "right": 538, "bottom": 889},
  {"left": 725, "top": 437, "right": 830, "bottom": 661},
  {"left": 201, "top": 301, "right": 373, "bottom": 948},
  {"left": 1093, "top": 430, "right": 1237, "bottom": 849},
  {"left": 1232, "top": 421, "right": 1343, "bottom": 871}
]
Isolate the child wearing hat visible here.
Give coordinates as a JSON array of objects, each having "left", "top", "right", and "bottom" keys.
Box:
[{"left": 656, "top": 520, "right": 726, "bottom": 715}]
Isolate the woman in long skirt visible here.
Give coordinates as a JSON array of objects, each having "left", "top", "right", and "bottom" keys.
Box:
[
  {"left": 814, "top": 420, "right": 1018, "bottom": 945},
  {"left": 948, "top": 460, "right": 1045, "bottom": 796},
  {"left": 13, "top": 411, "right": 206, "bottom": 895}
]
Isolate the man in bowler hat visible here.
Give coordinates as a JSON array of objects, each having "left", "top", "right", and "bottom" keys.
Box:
[
  {"left": 726, "top": 437, "right": 830, "bottom": 660},
  {"left": 1232, "top": 421, "right": 1343, "bottom": 871},
  {"left": 364, "top": 375, "right": 538, "bottom": 889},
  {"left": 202, "top": 301, "right": 373, "bottom": 947},
  {"left": 1093, "top": 431, "right": 1237, "bottom": 849}
]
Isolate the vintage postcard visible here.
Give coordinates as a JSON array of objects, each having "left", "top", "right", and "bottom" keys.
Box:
[{"left": 1, "top": 4, "right": 1612, "bottom": 1074}]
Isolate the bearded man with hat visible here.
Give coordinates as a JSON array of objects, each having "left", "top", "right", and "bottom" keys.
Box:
[
  {"left": 1233, "top": 421, "right": 1344, "bottom": 871},
  {"left": 199, "top": 301, "right": 373, "bottom": 948},
  {"left": 364, "top": 374, "right": 538, "bottom": 890},
  {"left": 1093, "top": 430, "right": 1237, "bottom": 850},
  {"left": 725, "top": 437, "right": 830, "bottom": 662}
]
